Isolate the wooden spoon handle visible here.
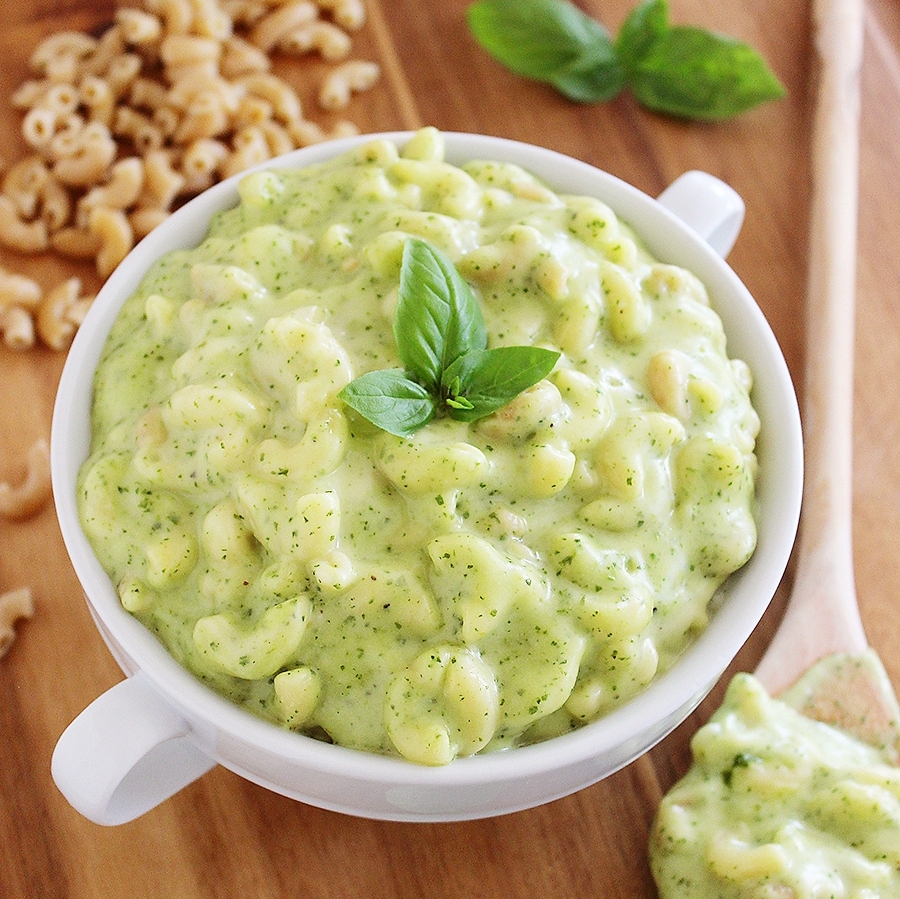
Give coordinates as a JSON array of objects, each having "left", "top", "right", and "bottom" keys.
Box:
[{"left": 755, "top": 0, "right": 867, "bottom": 695}]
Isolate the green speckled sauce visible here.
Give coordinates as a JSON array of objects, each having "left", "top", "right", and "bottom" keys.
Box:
[{"left": 78, "top": 128, "right": 759, "bottom": 764}]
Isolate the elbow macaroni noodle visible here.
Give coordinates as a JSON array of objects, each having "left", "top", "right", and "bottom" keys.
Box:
[
  {"left": 78, "top": 129, "right": 761, "bottom": 764},
  {"left": 0, "top": 439, "right": 50, "bottom": 659},
  {"left": 0, "top": 438, "right": 52, "bottom": 520},
  {"left": 0, "top": 587, "right": 35, "bottom": 659},
  {"left": 0, "top": 263, "right": 94, "bottom": 351}
]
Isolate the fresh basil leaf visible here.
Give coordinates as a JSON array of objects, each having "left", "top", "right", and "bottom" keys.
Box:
[
  {"left": 338, "top": 369, "right": 435, "bottom": 437},
  {"left": 616, "top": 0, "right": 668, "bottom": 66},
  {"left": 468, "top": 0, "right": 784, "bottom": 120},
  {"left": 549, "top": 36, "right": 627, "bottom": 103},
  {"left": 441, "top": 346, "right": 560, "bottom": 423},
  {"left": 618, "top": 1, "right": 785, "bottom": 120},
  {"left": 627, "top": 27, "right": 785, "bottom": 119},
  {"left": 395, "top": 238, "right": 487, "bottom": 393},
  {"left": 467, "top": 0, "right": 623, "bottom": 102}
]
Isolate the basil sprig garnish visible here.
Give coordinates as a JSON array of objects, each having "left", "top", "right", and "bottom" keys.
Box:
[
  {"left": 338, "top": 238, "right": 560, "bottom": 437},
  {"left": 466, "top": 0, "right": 785, "bottom": 120}
]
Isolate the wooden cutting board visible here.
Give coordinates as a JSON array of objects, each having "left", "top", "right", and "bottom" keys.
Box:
[{"left": 2, "top": 1, "right": 899, "bottom": 896}]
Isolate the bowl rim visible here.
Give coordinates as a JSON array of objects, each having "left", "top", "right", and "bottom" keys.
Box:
[{"left": 50, "top": 129, "right": 803, "bottom": 787}]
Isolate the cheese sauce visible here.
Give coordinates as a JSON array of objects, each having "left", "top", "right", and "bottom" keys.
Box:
[
  {"left": 651, "top": 671, "right": 900, "bottom": 897},
  {"left": 78, "top": 128, "right": 759, "bottom": 764}
]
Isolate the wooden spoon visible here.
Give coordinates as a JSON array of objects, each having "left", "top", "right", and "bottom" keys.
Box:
[{"left": 753, "top": 0, "right": 900, "bottom": 761}]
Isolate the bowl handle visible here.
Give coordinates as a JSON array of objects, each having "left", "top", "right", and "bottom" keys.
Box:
[
  {"left": 51, "top": 671, "right": 216, "bottom": 825},
  {"left": 657, "top": 171, "right": 745, "bottom": 258}
]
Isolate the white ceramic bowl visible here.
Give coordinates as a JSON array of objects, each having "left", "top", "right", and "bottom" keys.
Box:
[{"left": 50, "top": 131, "right": 803, "bottom": 826}]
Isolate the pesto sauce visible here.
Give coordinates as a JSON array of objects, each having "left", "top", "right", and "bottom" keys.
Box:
[
  {"left": 78, "top": 129, "right": 760, "bottom": 764},
  {"left": 651, "top": 672, "right": 900, "bottom": 897}
]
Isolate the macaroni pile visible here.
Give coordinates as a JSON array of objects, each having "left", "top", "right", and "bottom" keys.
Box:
[
  {"left": 79, "top": 129, "right": 761, "bottom": 764},
  {"left": 0, "top": 0, "right": 380, "bottom": 352},
  {"left": 0, "top": 2, "right": 380, "bottom": 641}
]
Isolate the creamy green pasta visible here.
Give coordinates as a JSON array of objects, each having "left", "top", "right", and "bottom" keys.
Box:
[
  {"left": 651, "top": 673, "right": 900, "bottom": 898},
  {"left": 78, "top": 127, "right": 760, "bottom": 764}
]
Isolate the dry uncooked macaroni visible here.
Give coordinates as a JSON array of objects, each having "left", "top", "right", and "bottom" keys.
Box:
[
  {"left": 0, "top": 264, "right": 93, "bottom": 351},
  {"left": 650, "top": 673, "right": 900, "bottom": 898},
  {"left": 0, "top": 439, "right": 52, "bottom": 520},
  {"left": 79, "top": 129, "right": 760, "bottom": 764},
  {"left": 0, "top": 0, "right": 379, "bottom": 351},
  {"left": 0, "top": 440, "right": 48, "bottom": 660},
  {"left": 0, "top": 588, "right": 34, "bottom": 659}
]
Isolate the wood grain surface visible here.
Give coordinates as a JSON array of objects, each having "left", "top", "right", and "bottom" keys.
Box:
[{"left": 2, "top": 1, "right": 899, "bottom": 896}]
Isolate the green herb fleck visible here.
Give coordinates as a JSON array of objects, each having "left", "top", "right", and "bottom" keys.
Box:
[{"left": 722, "top": 751, "right": 761, "bottom": 787}]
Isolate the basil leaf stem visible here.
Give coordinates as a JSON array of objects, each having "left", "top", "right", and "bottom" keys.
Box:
[
  {"left": 467, "top": 0, "right": 784, "bottom": 120},
  {"left": 549, "top": 36, "right": 627, "bottom": 104},
  {"left": 338, "top": 239, "right": 561, "bottom": 436}
]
